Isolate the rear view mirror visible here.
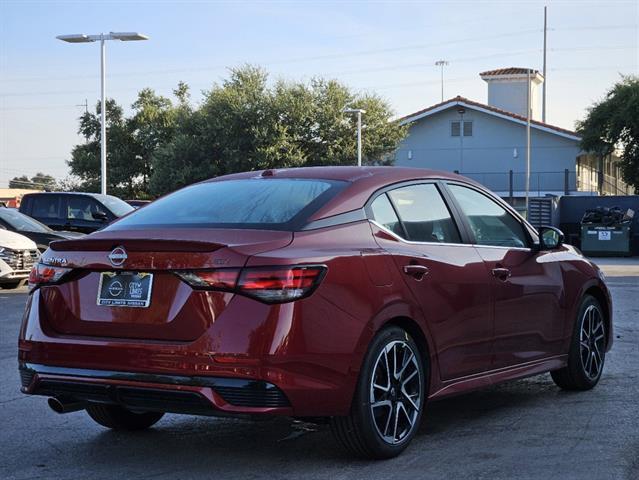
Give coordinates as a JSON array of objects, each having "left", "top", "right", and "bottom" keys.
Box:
[
  {"left": 92, "top": 211, "right": 108, "bottom": 222},
  {"left": 539, "top": 226, "right": 564, "bottom": 250}
]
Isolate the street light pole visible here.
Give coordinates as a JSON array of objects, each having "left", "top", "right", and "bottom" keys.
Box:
[
  {"left": 57, "top": 32, "right": 149, "bottom": 195},
  {"left": 525, "top": 69, "right": 532, "bottom": 218},
  {"left": 435, "top": 60, "right": 449, "bottom": 102},
  {"left": 343, "top": 108, "right": 366, "bottom": 166},
  {"left": 100, "top": 35, "right": 107, "bottom": 195}
]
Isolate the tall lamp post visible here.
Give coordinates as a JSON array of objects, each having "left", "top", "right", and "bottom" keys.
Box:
[
  {"left": 435, "top": 60, "right": 449, "bottom": 102},
  {"left": 525, "top": 68, "right": 532, "bottom": 218},
  {"left": 343, "top": 108, "right": 366, "bottom": 166},
  {"left": 57, "top": 32, "right": 149, "bottom": 195}
]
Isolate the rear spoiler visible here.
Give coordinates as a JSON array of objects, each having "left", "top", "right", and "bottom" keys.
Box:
[{"left": 48, "top": 238, "right": 225, "bottom": 253}]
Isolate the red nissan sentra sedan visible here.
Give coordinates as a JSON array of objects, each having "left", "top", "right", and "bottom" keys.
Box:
[{"left": 19, "top": 167, "right": 612, "bottom": 458}]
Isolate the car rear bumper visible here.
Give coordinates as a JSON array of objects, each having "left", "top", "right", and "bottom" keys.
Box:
[
  {"left": 20, "top": 363, "right": 292, "bottom": 417},
  {"left": 18, "top": 290, "right": 364, "bottom": 417}
]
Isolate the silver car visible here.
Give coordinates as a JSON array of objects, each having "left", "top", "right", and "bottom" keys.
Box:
[{"left": 0, "top": 228, "right": 40, "bottom": 289}]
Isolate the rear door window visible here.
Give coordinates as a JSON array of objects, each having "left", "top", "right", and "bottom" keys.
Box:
[
  {"left": 370, "top": 194, "right": 403, "bottom": 237},
  {"left": 387, "top": 184, "right": 461, "bottom": 243},
  {"left": 31, "top": 195, "right": 63, "bottom": 220}
]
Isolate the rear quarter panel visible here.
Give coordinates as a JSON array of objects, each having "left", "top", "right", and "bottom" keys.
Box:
[{"left": 244, "top": 220, "right": 434, "bottom": 411}]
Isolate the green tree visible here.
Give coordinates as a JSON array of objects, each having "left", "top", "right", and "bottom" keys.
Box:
[
  {"left": 68, "top": 99, "right": 133, "bottom": 195},
  {"left": 9, "top": 172, "right": 56, "bottom": 190},
  {"left": 149, "top": 66, "right": 406, "bottom": 196},
  {"left": 69, "top": 66, "right": 407, "bottom": 198},
  {"left": 577, "top": 76, "right": 639, "bottom": 192},
  {"left": 68, "top": 89, "right": 182, "bottom": 198}
]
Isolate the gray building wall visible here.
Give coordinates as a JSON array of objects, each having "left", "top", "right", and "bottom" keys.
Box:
[{"left": 395, "top": 107, "right": 580, "bottom": 195}]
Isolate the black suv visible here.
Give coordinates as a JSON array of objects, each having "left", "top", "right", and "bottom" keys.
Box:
[{"left": 19, "top": 192, "right": 134, "bottom": 234}]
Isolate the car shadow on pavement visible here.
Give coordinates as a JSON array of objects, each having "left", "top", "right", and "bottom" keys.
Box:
[
  {"left": 76, "top": 374, "right": 566, "bottom": 466},
  {"left": 417, "top": 374, "right": 563, "bottom": 437}
]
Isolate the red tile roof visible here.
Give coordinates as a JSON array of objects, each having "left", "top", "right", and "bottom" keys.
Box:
[
  {"left": 479, "top": 67, "right": 540, "bottom": 76},
  {"left": 397, "top": 96, "right": 579, "bottom": 138}
]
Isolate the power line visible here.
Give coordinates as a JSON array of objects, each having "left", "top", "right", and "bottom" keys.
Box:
[
  {"left": 0, "top": 27, "right": 545, "bottom": 85},
  {"left": 1, "top": 62, "right": 635, "bottom": 109}
]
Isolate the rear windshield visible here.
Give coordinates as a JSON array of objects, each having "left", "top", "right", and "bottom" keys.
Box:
[{"left": 106, "top": 178, "right": 346, "bottom": 230}]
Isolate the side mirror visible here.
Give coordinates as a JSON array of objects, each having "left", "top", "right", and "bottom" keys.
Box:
[
  {"left": 91, "top": 211, "right": 109, "bottom": 222},
  {"left": 539, "top": 226, "right": 564, "bottom": 250}
]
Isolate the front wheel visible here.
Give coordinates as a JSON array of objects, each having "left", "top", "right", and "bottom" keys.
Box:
[
  {"left": 331, "top": 326, "right": 426, "bottom": 459},
  {"left": 86, "top": 404, "right": 164, "bottom": 431},
  {"left": 551, "top": 295, "right": 606, "bottom": 391}
]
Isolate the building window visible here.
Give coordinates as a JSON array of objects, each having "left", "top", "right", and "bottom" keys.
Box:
[{"left": 451, "top": 121, "right": 472, "bottom": 137}]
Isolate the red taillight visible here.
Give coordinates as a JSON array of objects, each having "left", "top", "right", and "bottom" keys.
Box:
[
  {"left": 28, "top": 263, "right": 72, "bottom": 290},
  {"left": 175, "top": 265, "right": 326, "bottom": 304},
  {"left": 174, "top": 269, "right": 240, "bottom": 292},
  {"left": 237, "top": 266, "right": 325, "bottom": 303}
]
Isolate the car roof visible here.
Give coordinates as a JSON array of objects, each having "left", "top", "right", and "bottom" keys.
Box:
[
  {"left": 210, "top": 166, "right": 480, "bottom": 220},
  {"left": 23, "top": 192, "right": 101, "bottom": 198},
  {"left": 210, "top": 166, "right": 465, "bottom": 183}
]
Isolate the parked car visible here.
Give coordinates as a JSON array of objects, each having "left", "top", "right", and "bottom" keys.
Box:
[
  {"left": 0, "top": 228, "right": 39, "bottom": 289},
  {"left": 125, "top": 199, "right": 151, "bottom": 209},
  {"left": 19, "top": 167, "right": 612, "bottom": 459},
  {"left": 0, "top": 207, "right": 84, "bottom": 252},
  {"left": 19, "top": 192, "right": 134, "bottom": 234}
]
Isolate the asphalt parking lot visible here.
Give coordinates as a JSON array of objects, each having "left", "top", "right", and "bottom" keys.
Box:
[{"left": 1, "top": 259, "right": 637, "bottom": 480}]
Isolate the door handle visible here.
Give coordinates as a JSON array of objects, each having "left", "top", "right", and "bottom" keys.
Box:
[
  {"left": 492, "top": 267, "right": 511, "bottom": 280},
  {"left": 403, "top": 264, "right": 429, "bottom": 281}
]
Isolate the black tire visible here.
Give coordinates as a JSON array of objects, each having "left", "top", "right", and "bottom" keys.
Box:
[
  {"left": 86, "top": 404, "right": 164, "bottom": 431},
  {"left": 0, "top": 281, "right": 23, "bottom": 289},
  {"left": 551, "top": 295, "right": 606, "bottom": 391},
  {"left": 330, "top": 326, "right": 426, "bottom": 459}
]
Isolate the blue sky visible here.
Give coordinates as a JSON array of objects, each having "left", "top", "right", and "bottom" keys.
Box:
[{"left": 1, "top": 0, "right": 637, "bottom": 186}]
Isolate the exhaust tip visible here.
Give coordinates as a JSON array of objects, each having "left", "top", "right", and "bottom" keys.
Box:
[
  {"left": 47, "top": 397, "right": 85, "bottom": 414},
  {"left": 47, "top": 397, "right": 65, "bottom": 414}
]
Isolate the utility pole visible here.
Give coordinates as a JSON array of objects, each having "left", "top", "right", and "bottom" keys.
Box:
[
  {"left": 542, "top": 6, "right": 547, "bottom": 122},
  {"left": 458, "top": 106, "right": 465, "bottom": 173},
  {"left": 435, "top": 60, "right": 449, "bottom": 102},
  {"left": 76, "top": 99, "right": 89, "bottom": 143},
  {"left": 76, "top": 98, "right": 88, "bottom": 114},
  {"left": 525, "top": 69, "right": 532, "bottom": 218}
]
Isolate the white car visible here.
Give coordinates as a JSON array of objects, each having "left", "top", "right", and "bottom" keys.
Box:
[{"left": 0, "top": 228, "right": 39, "bottom": 289}]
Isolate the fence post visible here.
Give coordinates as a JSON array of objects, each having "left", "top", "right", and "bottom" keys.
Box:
[
  {"left": 509, "top": 170, "right": 514, "bottom": 204},
  {"left": 537, "top": 174, "right": 541, "bottom": 197},
  {"left": 564, "top": 169, "right": 569, "bottom": 195}
]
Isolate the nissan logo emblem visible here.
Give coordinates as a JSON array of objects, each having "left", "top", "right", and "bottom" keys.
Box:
[{"left": 108, "top": 246, "right": 128, "bottom": 267}]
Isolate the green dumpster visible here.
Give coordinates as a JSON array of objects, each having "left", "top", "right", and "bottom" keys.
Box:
[{"left": 580, "top": 223, "right": 632, "bottom": 256}]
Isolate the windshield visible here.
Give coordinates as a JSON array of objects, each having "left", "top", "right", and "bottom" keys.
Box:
[
  {"left": 0, "top": 208, "right": 50, "bottom": 233},
  {"left": 93, "top": 194, "right": 135, "bottom": 217},
  {"left": 107, "top": 178, "right": 346, "bottom": 230}
]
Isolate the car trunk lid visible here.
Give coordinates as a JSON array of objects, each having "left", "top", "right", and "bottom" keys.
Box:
[{"left": 39, "top": 228, "right": 292, "bottom": 341}]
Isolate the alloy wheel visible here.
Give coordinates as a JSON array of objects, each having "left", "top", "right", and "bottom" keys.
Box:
[
  {"left": 369, "top": 340, "right": 422, "bottom": 445},
  {"left": 579, "top": 304, "right": 605, "bottom": 380}
]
